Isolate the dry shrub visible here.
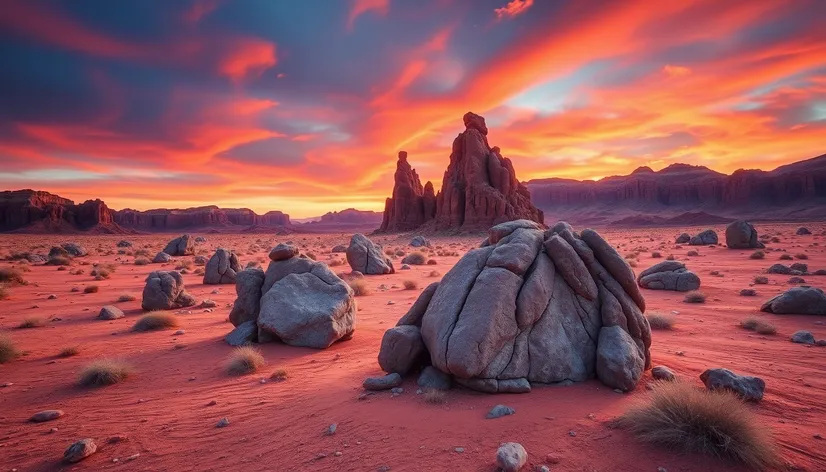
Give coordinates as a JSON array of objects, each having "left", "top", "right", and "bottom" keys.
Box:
[
  {"left": 423, "top": 389, "right": 447, "bottom": 404},
  {"left": 134, "top": 257, "right": 150, "bottom": 266},
  {"left": 740, "top": 317, "right": 777, "bottom": 335},
  {"left": 18, "top": 317, "right": 45, "bottom": 329},
  {"left": 749, "top": 250, "right": 765, "bottom": 260},
  {"left": 0, "top": 285, "right": 8, "bottom": 301},
  {"left": 134, "top": 248, "right": 150, "bottom": 257},
  {"left": 175, "top": 260, "right": 193, "bottom": 271},
  {"left": 686, "top": 250, "right": 699, "bottom": 257},
  {"left": 46, "top": 255, "right": 72, "bottom": 266},
  {"left": 794, "top": 253, "right": 808, "bottom": 260},
  {"left": 683, "top": 291, "right": 706, "bottom": 304},
  {"left": 403, "top": 252, "right": 427, "bottom": 265},
  {"left": 78, "top": 358, "right": 132, "bottom": 386},
  {"left": 225, "top": 346, "right": 265, "bottom": 376},
  {"left": 778, "top": 254, "right": 793, "bottom": 260},
  {"left": 0, "top": 334, "right": 20, "bottom": 363},
  {"left": 84, "top": 285, "right": 99, "bottom": 294},
  {"left": 646, "top": 312, "right": 676, "bottom": 330},
  {"left": 349, "top": 279, "right": 371, "bottom": 296},
  {"left": 59, "top": 346, "right": 81, "bottom": 357},
  {"left": 651, "top": 251, "right": 662, "bottom": 258},
  {"left": 403, "top": 280, "right": 418, "bottom": 290},
  {"left": 117, "top": 293, "right": 137, "bottom": 302},
  {"left": 753, "top": 276, "right": 769, "bottom": 285},
  {"left": 428, "top": 270, "right": 441, "bottom": 277},
  {"left": 0, "top": 267, "right": 26, "bottom": 285},
  {"left": 618, "top": 381, "right": 780, "bottom": 470},
  {"left": 133, "top": 312, "right": 179, "bottom": 332},
  {"left": 270, "top": 368, "right": 288, "bottom": 382}
]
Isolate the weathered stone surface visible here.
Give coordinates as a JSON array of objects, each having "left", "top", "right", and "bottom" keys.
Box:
[
  {"left": 269, "top": 243, "right": 298, "bottom": 262},
  {"left": 689, "top": 229, "right": 718, "bottom": 245},
  {"left": 767, "top": 263, "right": 792, "bottom": 274},
  {"left": 363, "top": 373, "right": 402, "bottom": 391},
  {"left": 796, "top": 227, "right": 811, "bottom": 235},
  {"left": 790, "top": 330, "right": 815, "bottom": 345},
  {"left": 152, "top": 251, "right": 172, "bottom": 263},
  {"left": 380, "top": 220, "right": 651, "bottom": 393},
  {"left": 495, "top": 442, "right": 527, "bottom": 472},
  {"left": 760, "top": 287, "right": 826, "bottom": 315},
  {"left": 410, "top": 236, "right": 431, "bottom": 247},
  {"left": 229, "top": 269, "right": 265, "bottom": 326},
  {"left": 637, "top": 260, "right": 701, "bottom": 292},
  {"left": 379, "top": 152, "right": 436, "bottom": 232},
  {"left": 790, "top": 263, "right": 808, "bottom": 273},
  {"left": 61, "top": 243, "right": 87, "bottom": 257},
  {"left": 725, "top": 220, "right": 764, "bottom": 249},
  {"left": 203, "top": 248, "right": 241, "bottom": 284},
  {"left": 64, "top": 438, "right": 97, "bottom": 463},
  {"left": 417, "top": 366, "right": 452, "bottom": 390},
  {"left": 163, "top": 234, "right": 194, "bottom": 256},
  {"left": 486, "top": 404, "right": 515, "bottom": 419},
  {"left": 675, "top": 233, "right": 690, "bottom": 244},
  {"left": 30, "top": 409, "right": 64, "bottom": 422},
  {"left": 651, "top": 365, "right": 676, "bottom": 381},
  {"left": 346, "top": 233, "right": 394, "bottom": 275},
  {"left": 225, "top": 320, "right": 257, "bottom": 346},
  {"left": 331, "top": 244, "right": 347, "bottom": 253},
  {"left": 141, "top": 271, "right": 196, "bottom": 310},
  {"left": 98, "top": 305, "right": 124, "bottom": 320},
  {"left": 378, "top": 325, "right": 426, "bottom": 375},
  {"left": 700, "top": 368, "right": 765, "bottom": 401}
]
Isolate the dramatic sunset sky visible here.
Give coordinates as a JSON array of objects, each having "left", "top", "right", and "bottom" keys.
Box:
[{"left": 1, "top": 0, "right": 825, "bottom": 217}]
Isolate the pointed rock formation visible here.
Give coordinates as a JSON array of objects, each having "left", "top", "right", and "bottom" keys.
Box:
[{"left": 379, "top": 152, "right": 436, "bottom": 232}]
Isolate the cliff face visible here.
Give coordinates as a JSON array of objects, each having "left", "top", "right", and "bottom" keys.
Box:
[
  {"left": 318, "top": 209, "right": 383, "bottom": 225},
  {"left": 112, "top": 207, "right": 290, "bottom": 230},
  {"left": 526, "top": 154, "right": 826, "bottom": 225},
  {"left": 379, "top": 151, "right": 437, "bottom": 232}
]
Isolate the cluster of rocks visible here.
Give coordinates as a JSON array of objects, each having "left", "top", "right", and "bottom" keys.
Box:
[
  {"left": 226, "top": 243, "right": 356, "bottom": 349},
  {"left": 725, "top": 220, "right": 764, "bottom": 249},
  {"left": 141, "top": 271, "right": 196, "bottom": 310},
  {"left": 203, "top": 248, "right": 241, "bottom": 284},
  {"left": 636, "top": 261, "right": 700, "bottom": 292},
  {"left": 677, "top": 229, "right": 718, "bottom": 246},
  {"left": 345, "top": 234, "right": 394, "bottom": 275},
  {"left": 374, "top": 219, "right": 652, "bottom": 394}
]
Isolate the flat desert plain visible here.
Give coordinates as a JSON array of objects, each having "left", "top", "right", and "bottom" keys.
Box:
[{"left": 0, "top": 223, "right": 824, "bottom": 472}]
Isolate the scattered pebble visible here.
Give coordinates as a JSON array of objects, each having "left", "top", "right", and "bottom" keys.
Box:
[
  {"left": 29, "top": 410, "right": 64, "bottom": 423},
  {"left": 216, "top": 417, "right": 230, "bottom": 428},
  {"left": 63, "top": 438, "right": 97, "bottom": 463},
  {"left": 486, "top": 404, "right": 515, "bottom": 419},
  {"left": 326, "top": 423, "right": 337, "bottom": 435}
]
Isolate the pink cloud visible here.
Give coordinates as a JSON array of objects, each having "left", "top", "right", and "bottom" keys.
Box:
[{"left": 494, "top": 0, "right": 534, "bottom": 20}]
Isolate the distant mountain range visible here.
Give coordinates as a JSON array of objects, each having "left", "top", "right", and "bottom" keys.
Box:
[{"left": 526, "top": 153, "right": 826, "bottom": 226}]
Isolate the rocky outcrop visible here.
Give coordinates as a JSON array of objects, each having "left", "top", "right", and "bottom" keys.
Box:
[
  {"left": 346, "top": 233, "right": 394, "bottom": 275},
  {"left": 637, "top": 261, "right": 701, "bottom": 292},
  {"left": 689, "top": 229, "right": 718, "bottom": 245},
  {"left": 376, "top": 220, "right": 651, "bottom": 393},
  {"left": 163, "top": 234, "right": 194, "bottom": 256},
  {"left": 526, "top": 154, "right": 826, "bottom": 225},
  {"left": 203, "top": 248, "right": 241, "bottom": 284},
  {"left": 114, "top": 206, "right": 290, "bottom": 230},
  {"left": 141, "top": 271, "right": 196, "bottom": 310},
  {"left": 226, "top": 244, "right": 356, "bottom": 349},
  {"left": 725, "top": 220, "right": 764, "bottom": 249},
  {"left": 760, "top": 287, "right": 826, "bottom": 315},
  {"left": 378, "top": 113, "right": 543, "bottom": 232}
]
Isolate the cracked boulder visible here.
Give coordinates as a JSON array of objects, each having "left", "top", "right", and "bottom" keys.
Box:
[
  {"left": 346, "top": 233, "right": 394, "bottom": 275},
  {"left": 203, "top": 248, "right": 241, "bottom": 284},
  {"left": 637, "top": 261, "right": 701, "bottom": 292},
  {"left": 228, "top": 268, "right": 265, "bottom": 326},
  {"left": 725, "top": 220, "right": 764, "bottom": 249},
  {"left": 376, "top": 220, "right": 651, "bottom": 393},
  {"left": 689, "top": 229, "right": 718, "bottom": 245},
  {"left": 141, "top": 270, "right": 196, "bottom": 310},
  {"left": 163, "top": 234, "right": 194, "bottom": 256},
  {"left": 760, "top": 287, "right": 826, "bottom": 315}
]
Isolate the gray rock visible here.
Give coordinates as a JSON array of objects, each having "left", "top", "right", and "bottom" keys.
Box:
[
  {"left": 152, "top": 251, "right": 172, "bottom": 263},
  {"left": 141, "top": 271, "right": 196, "bottom": 310},
  {"left": 486, "top": 404, "right": 515, "bottom": 419},
  {"left": 117, "top": 240, "right": 132, "bottom": 248},
  {"left": 488, "top": 219, "right": 544, "bottom": 245},
  {"left": 64, "top": 438, "right": 97, "bottom": 463},
  {"left": 651, "top": 365, "right": 676, "bottom": 381},
  {"left": 396, "top": 282, "right": 439, "bottom": 327},
  {"left": 725, "top": 220, "right": 764, "bottom": 249},
  {"left": 269, "top": 243, "right": 299, "bottom": 262},
  {"left": 418, "top": 366, "right": 452, "bottom": 390},
  {"left": 700, "top": 368, "right": 764, "bottom": 401},
  {"left": 216, "top": 417, "right": 229, "bottom": 428},
  {"left": 163, "top": 234, "right": 194, "bottom": 256},
  {"left": 410, "top": 236, "right": 431, "bottom": 247},
  {"left": 331, "top": 244, "right": 347, "bottom": 253},
  {"left": 788, "top": 276, "right": 806, "bottom": 284},
  {"left": 98, "top": 305, "right": 124, "bottom": 320},
  {"left": 596, "top": 326, "right": 645, "bottom": 392},
  {"left": 689, "top": 229, "right": 718, "bottom": 246},
  {"left": 796, "top": 227, "right": 812, "bottom": 235},
  {"left": 760, "top": 287, "right": 826, "bottom": 315},
  {"left": 675, "top": 233, "right": 690, "bottom": 244},
  {"left": 203, "top": 248, "right": 241, "bottom": 284},
  {"left": 225, "top": 320, "right": 257, "bottom": 346},
  {"left": 30, "top": 409, "right": 64, "bottom": 422},
  {"left": 346, "top": 233, "right": 394, "bottom": 275},
  {"left": 378, "top": 325, "right": 426, "bottom": 375},
  {"left": 401, "top": 264, "right": 411, "bottom": 270},
  {"left": 496, "top": 442, "right": 527, "bottom": 472},
  {"left": 61, "top": 242, "right": 87, "bottom": 257},
  {"left": 637, "top": 260, "right": 701, "bottom": 292},
  {"left": 791, "top": 330, "right": 815, "bottom": 345},
  {"left": 790, "top": 263, "right": 808, "bottom": 273},
  {"left": 767, "top": 263, "right": 792, "bottom": 274},
  {"left": 229, "top": 269, "right": 265, "bottom": 326},
  {"left": 194, "top": 236, "right": 207, "bottom": 243},
  {"left": 363, "top": 373, "right": 402, "bottom": 391}
]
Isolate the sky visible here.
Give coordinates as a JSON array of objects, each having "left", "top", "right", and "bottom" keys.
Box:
[{"left": 0, "top": 0, "right": 825, "bottom": 217}]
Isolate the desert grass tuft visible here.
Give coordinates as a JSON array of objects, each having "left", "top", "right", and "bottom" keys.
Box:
[
  {"left": 225, "top": 346, "right": 265, "bottom": 376},
  {"left": 134, "top": 257, "right": 150, "bottom": 266},
  {"left": 617, "top": 380, "right": 780, "bottom": 470},
  {"left": 78, "top": 358, "right": 132, "bottom": 386},
  {"left": 749, "top": 250, "right": 765, "bottom": 260},
  {"left": 651, "top": 251, "right": 662, "bottom": 258},
  {"left": 683, "top": 291, "right": 706, "bottom": 304},
  {"left": 84, "top": 285, "right": 99, "bottom": 294},
  {"left": 58, "top": 346, "right": 81, "bottom": 357},
  {"left": 402, "top": 280, "right": 418, "bottom": 290},
  {"left": 270, "top": 368, "right": 289, "bottom": 382},
  {"left": 646, "top": 312, "right": 676, "bottom": 330},
  {"left": 117, "top": 293, "right": 137, "bottom": 302},
  {"left": 423, "top": 389, "right": 447, "bottom": 404},
  {"left": 794, "top": 253, "right": 808, "bottom": 260},
  {"left": 778, "top": 253, "right": 793, "bottom": 260},
  {"left": 403, "top": 251, "right": 427, "bottom": 265},
  {"left": 132, "top": 312, "right": 180, "bottom": 332},
  {"left": 686, "top": 250, "right": 699, "bottom": 257},
  {"left": 0, "top": 284, "right": 8, "bottom": 300},
  {"left": 753, "top": 276, "right": 769, "bottom": 285},
  {"left": 0, "top": 334, "right": 20, "bottom": 363},
  {"left": 0, "top": 267, "right": 26, "bottom": 285},
  {"left": 18, "top": 317, "right": 45, "bottom": 329},
  {"left": 348, "top": 279, "right": 371, "bottom": 296},
  {"left": 740, "top": 317, "right": 777, "bottom": 335}
]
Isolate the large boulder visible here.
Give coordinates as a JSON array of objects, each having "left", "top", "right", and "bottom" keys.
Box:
[
  {"left": 636, "top": 261, "right": 701, "bottom": 292},
  {"left": 203, "top": 248, "right": 241, "bottom": 284},
  {"left": 346, "top": 233, "right": 394, "bottom": 275},
  {"left": 228, "top": 269, "right": 265, "bottom": 326},
  {"left": 152, "top": 251, "right": 172, "bottom": 263},
  {"left": 141, "top": 271, "right": 196, "bottom": 310},
  {"left": 378, "top": 325, "right": 426, "bottom": 375},
  {"left": 61, "top": 242, "right": 87, "bottom": 257},
  {"left": 760, "top": 287, "right": 826, "bottom": 315},
  {"left": 725, "top": 220, "right": 764, "bottom": 249},
  {"left": 689, "top": 229, "right": 718, "bottom": 246},
  {"left": 376, "top": 220, "right": 651, "bottom": 393},
  {"left": 675, "top": 233, "right": 690, "bottom": 244},
  {"left": 163, "top": 234, "right": 194, "bottom": 256}
]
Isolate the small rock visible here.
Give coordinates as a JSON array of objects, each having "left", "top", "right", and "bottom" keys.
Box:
[
  {"left": 326, "top": 423, "right": 337, "bottom": 435},
  {"left": 107, "top": 434, "right": 127, "bottom": 443},
  {"left": 334, "top": 451, "right": 342, "bottom": 457},
  {"left": 63, "top": 438, "right": 97, "bottom": 463},
  {"left": 362, "top": 373, "right": 402, "bottom": 391},
  {"left": 29, "top": 410, "right": 64, "bottom": 422},
  {"left": 173, "top": 329, "right": 185, "bottom": 335},
  {"left": 216, "top": 417, "right": 230, "bottom": 428},
  {"left": 496, "top": 442, "right": 527, "bottom": 472},
  {"left": 390, "top": 387, "right": 404, "bottom": 395},
  {"left": 207, "top": 400, "right": 217, "bottom": 406},
  {"left": 568, "top": 430, "right": 576, "bottom": 437},
  {"left": 700, "top": 368, "right": 765, "bottom": 402},
  {"left": 98, "top": 305, "right": 124, "bottom": 320},
  {"left": 486, "top": 404, "right": 515, "bottom": 419},
  {"left": 791, "top": 330, "right": 815, "bottom": 345},
  {"left": 47, "top": 294, "right": 57, "bottom": 300},
  {"left": 417, "top": 366, "right": 452, "bottom": 390},
  {"left": 454, "top": 447, "right": 464, "bottom": 453},
  {"left": 651, "top": 365, "right": 676, "bottom": 381},
  {"left": 49, "top": 427, "right": 58, "bottom": 433}
]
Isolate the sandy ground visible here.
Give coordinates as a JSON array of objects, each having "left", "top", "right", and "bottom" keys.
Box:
[{"left": 0, "top": 224, "right": 825, "bottom": 472}]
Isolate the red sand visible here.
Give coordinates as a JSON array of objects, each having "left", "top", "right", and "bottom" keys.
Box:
[{"left": 1, "top": 224, "right": 825, "bottom": 471}]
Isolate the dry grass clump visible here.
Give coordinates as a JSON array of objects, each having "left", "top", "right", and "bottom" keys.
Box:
[
  {"left": 58, "top": 346, "right": 81, "bottom": 357},
  {"left": 175, "top": 260, "right": 193, "bottom": 271},
  {"left": 134, "top": 257, "right": 150, "bottom": 266},
  {"left": 627, "top": 259, "right": 638, "bottom": 268},
  {"left": 84, "top": 285, "right": 99, "bottom": 294},
  {"left": 686, "top": 250, "right": 699, "bottom": 257},
  {"left": 0, "top": 267, "right": 26, "bottom": 285},
  {"left": 0, "top": 334, "right": 20, "bottom": 363},
  {"left": 749, "top": 250, "right": 765, "bottom": 260},
  {"left": 618, "top": 381, "right": 780, "bottom": 470},
  {"left": 428, "top": 270, "right": 441, "bottom": 277},
  {"left": 794, "top": 253, "right": 808, "bottom": 260},
  {"left": 740, "top": 317, "right": 777, "bottom": 335},
  {"left": 18, "top": 317, "right": 45, "bottom": 329},
  {"left": 651, "top": 251, "right": 662, "bottom": 258},
  {"left": 46, "top": 255, "right": 72, "bottom": 266},
  {"left": 683, "top": 291, "right": 706, "bottom": 304},
  {"left": 423, "top": 389, "right": 447, "bottom": 404},
  {"left": 132, "top": 312, "right": 179, "bottom": 332},
  {"left": 403, "top": 252, "right": 427, "bottom": 265},
  {"left": 665, "top": 254, "right": 675, "bottom": 261},
  {"left": 646, "top": 312, "right": 676, "bottom": 330},
  {"left": 778, "top": 253, "right": 792, "bottom": 260},
  {"left": 753, "top": 276, "right": 769, "bottom": 285},
  {"left": 348, "top": 279, "right": 371, "bottom": 296},
  {"left": 225, "top": 346, "right": 265, "bottom": 376},
  {"left": 117, "top": 293, "right": 137, "bottom": 302},
  {"left": 0, "top": 285, "right": 8, "bottom": 301},
  {"left": 270, "top": 368, "right": 289, "bottom": 382},
  {"left": 402, "top": 280, "right": 418, "bottom": 290},
  {"left": 78, "top": 358, "right": 132, "bottom": 386}
]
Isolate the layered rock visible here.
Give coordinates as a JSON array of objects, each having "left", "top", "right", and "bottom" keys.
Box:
[
  {"left": 203, "top": 248, "right": 242, "bottom": 284},
  {"left": 379, "top": 152, "right": 437, "bottom": 232},
  {"left": 141, "top": 271, "right": 196, "bottom": 310},
  {"left": 725, "top": 220, "right": 764, "bottom": 249},
  {"left": 346, "top": 233, "right": 394, "bottom": 275},
  {"left": 377, "top": 220, "right": 651, "bottom": 393},
  {"left": 114, "top": 206, "right": 290, "bottom": 230},
  {"left": 637, "top": 261, "right": 701, "bottom": 292},
  {"left": 163, "top": 234, "right": 194, "bottom": 256}
]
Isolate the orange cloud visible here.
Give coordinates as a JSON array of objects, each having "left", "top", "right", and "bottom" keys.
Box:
[
  {"left": 347, "top": 0, "right": 389, "bottom": 31},
  {"left": 494, "top": 0, "right": 534, "bottom": 19},
  {"left": 663, "top": 64, "right": 691, "bottom": 77},
  {"left": 218, "top": 38, "right": 277, "bottom": 83}
]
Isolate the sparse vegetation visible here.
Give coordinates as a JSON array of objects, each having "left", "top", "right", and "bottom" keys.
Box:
[
  {"left": 225, "top": 346, "right": 265, "bottom": 376},
  {"left": 0, "top": 334, "right": 20, "bottom": 363},
  {"left": 740, "top": 317, "right": 777, "bottom": 335},
  {"left": 753, "top": 276, "right": 769, "bottom": 285},
  {"left": 646, "top": 312, "right": 676, "bottom": 330},
  {"left": 683, "top": 291, "right": 706, "bottom": 304},
  {"left": 618, "top": 381, "right": 780, "bottom": 470},
  {"left": 84, "top": 285, "right": 99, "bottom": 294},
  {"left": 428, "top": 270, "right": 441, "bottom": 277},
  {"left": 423, "top": 389, "right": 447, "bottom": 404},
  {"left": 117, "top": 293, "right": 137, "bottom": 302},
  {"left": 666, "top": 254, "right": 675, "bottom": 261},
  {"left": 402, "top": 280, "right": 418, "bottom": 290},
  {"left": 58, "top": 346, "right": 81, "bottom": 357},
  {"left": 18, "top": 317, "right": 45, "bottom": 329},
  {"left": 686, "top": 250, "right": 699, "bottom": 257},
  {"left": 0, "top": 267, "right": 26, "bottom": 285},
  {"left": 134, "top": 257, "right": 150, "bottom": 265},
  {"left": 403, "top": 252, "right": 427, "bottom": 265},
  {"left": 175, "top": 260, "right": 193, "bottom": 271},
  {"left": 78, "top": 358, "right": 132, "bottom": 386},
  {"left": 779, "top": 253, "right": 793, "bottom": 260},
  {"left": 132, "top": 312, "right": 179, "bottom": 331},
  {"left": 348, "top": 279, "right": 371, "bottom": 296},
  {"left": 46, "top": 255, "right": 72, "bottom": 266},
  {"left": 749, "top": 250, "right": 765, "bottom": 260},
  {"left": 794, "top": 253, "right": 808, "bottom": 260},
  {"left": 651, "top": 251, "right": 662, "bottom": 258},
  {"left": 0, "top": 285, "right": 8, "bottom": 300},
  {"left": 270, "top": 368, "right": 288, "bottom": 382}
]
